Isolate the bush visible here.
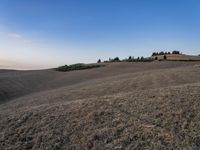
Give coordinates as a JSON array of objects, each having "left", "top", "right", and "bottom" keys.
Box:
[
  {"left": 56, "top": 63, "right": 103, "bottom": 72},
  {"left": 163, "top": 55, "right": 167, "bottom": 60}
]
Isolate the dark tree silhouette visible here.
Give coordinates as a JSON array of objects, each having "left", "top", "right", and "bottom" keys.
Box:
[
  {"left": 160, "top": 51, "right": 164, "bottom": 55},
  {"left": 113, "top": 57, "right": 120, "bottom": 62},
  {"left": 97, "top": 59, "right": 101, "bottom": 63},
  {"left": 152, "top": 52, "right": 158, "bottom": 56},
  {"left": 172, "top": 50, "right": 180, "bottom": 54}
]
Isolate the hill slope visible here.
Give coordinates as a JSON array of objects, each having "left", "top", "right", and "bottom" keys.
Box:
[{"left": 0, "top": 61, "right": 200, "bottom": 149}]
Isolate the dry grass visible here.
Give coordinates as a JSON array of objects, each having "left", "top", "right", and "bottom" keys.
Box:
[{"left": 0, "top": 61, "right": 200, "bottom": 149}]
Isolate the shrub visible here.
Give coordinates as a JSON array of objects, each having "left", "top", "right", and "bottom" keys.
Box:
[
  {"left": 56, "top": 63, "right": 103, "bottom": 72},
  {"left": 163, "top": 55, "right": 167, "bottom": 60}
]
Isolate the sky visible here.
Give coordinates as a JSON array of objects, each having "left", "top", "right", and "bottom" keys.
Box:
[{"left": 1, "top": 0, "right": 200, "bottom": 69}]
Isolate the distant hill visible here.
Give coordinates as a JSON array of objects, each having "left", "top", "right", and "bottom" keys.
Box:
[{"left": 151, "top": 54, "right": 200, "bottom": 61}]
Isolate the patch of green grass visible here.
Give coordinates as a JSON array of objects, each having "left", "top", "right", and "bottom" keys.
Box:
[{"left": 55, "top": 63, "right": 104, "bottom": 72}]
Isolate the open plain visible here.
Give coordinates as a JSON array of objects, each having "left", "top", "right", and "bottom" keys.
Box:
[{"left": 0, "top": 61, "right": 200, "bottom": 149}]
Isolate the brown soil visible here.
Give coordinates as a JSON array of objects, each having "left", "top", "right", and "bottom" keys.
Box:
[{"left": 0, "top": 61, "right": 200, "bottom": 149}]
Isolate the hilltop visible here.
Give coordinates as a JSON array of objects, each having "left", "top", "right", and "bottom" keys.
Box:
[
  {"left": 150, "top": 51, "right": 200, "bottom": 61},
  {"left": 151, "top": 54, "right": 200, "bottom": 61}
]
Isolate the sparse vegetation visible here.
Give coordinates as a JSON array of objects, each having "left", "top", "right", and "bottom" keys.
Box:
[{"left": 56, "top": 63, "right": 103, "bottom": 72}]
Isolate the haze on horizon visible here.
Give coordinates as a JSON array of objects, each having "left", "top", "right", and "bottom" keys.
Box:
[{"left": 1, "top": 0, "right": 200, "bottom": 69}]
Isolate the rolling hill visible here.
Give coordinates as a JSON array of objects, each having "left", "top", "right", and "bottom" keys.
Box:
[{"left": 0, "top": 61, "right": 200, "bottom": 149}]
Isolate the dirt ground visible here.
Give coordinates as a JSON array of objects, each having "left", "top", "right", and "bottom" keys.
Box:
[{"left": 0, "top": 61, "right": 200, "bottom": 149}]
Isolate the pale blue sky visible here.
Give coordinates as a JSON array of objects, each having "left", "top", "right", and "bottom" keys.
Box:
[{"left": 1, "top": 0, "right": 200, "bottom": 69}]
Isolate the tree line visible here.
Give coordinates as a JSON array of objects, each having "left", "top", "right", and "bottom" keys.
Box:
[
  {"left": 152, "top": 50, "right": 181, "bottom": 56},
  {"left": 97, "top": 56, "right": 154, "bottom": 63},
  {"left": 97, "top": 50, "right": 183, "bottom": 63}
]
